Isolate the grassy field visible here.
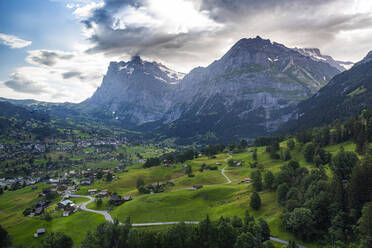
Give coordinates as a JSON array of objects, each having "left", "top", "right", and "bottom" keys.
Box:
[
  {"left": 0, "top": 185, "right": 105, "bottom": 247},
  {"left": 3, "top": 140, "right": 360, "bottom": 248}
]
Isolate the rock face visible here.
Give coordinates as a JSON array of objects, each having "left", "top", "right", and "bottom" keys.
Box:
[
  {"left": 294, "top": 48, "right": 354, "bottom": 71},
  {"left": 82, "top": 56, "right": 184, "bottom": 126},
  {"left": 83, "top": 37, "right": 343, "bottom": 142},
  {"left": 280, "top": 50, "right": 372, "bottom": 133}
]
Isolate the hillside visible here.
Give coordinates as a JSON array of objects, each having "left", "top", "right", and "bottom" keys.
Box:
[
  {"left": 0, "top": 101, "right": 61, "bottom": 141},
  {"left": 282, "top": 51, "right": 372, "bottom": 132},
  {"left": 2, "top": 127, "right": 370, "bottom": 248}
]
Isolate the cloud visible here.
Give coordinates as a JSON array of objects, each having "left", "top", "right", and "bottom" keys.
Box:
[
  {"left": 2, "top": 47, "right": 116, "bottom": 102},
  {"left": 79, "top": 0, "right": 372, "bottom": 71},
  {"left": 4, "top": 73, "right": 47, "bottom": 94},
  {"left": 26, "top": 50, "right": 74, "bottom": 66},
  {"left": 0, "top": 33, "right": 32, "bottom": 49},
  {"left": 62, "top": 71, "right": 85, "bottom": 79}
]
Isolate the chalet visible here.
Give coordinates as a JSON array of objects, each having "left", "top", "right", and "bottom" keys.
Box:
[
  {"left": 110, "top": 194, "right": 123, "bottom": 206},
  {"left": 243, "top": 177, "right": 251, "bottom": 183},
  {"left": 88, "top": 189, "right": 97, "bottom": 195},
  {"left": 58, "top": 200, "right": 74, "bottom": 209},
  {"left": 123, "top": 196, "right": 132, "bottom": 202},
  {"left": 34, "top": 228, "right": 46, "bottom": 237},
  {"left": 206, "top": 165, "right": 218, "bottom": 170},
  {"left": 67, "top": 186, "right": 77, "bottom": 192},
  {"left": 34, "top": 207, "right": 44, "bottom": 215},
  {"left": 192, "top": 185, "right": 203, "bottom": 190},
  {"left": 35, "top": 200, "right": 50, "bottom": 209},
  {"left": 63, "top": 210, "right": 72, "bottom": 217},
  {"left": 97, "top": 190, "right": 110, "bottom": 198}
]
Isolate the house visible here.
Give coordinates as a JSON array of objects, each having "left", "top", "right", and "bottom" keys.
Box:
[
  {"left": 35, "top": 200, "right": 50, "bottom": 209},
  {"left": 80, "top": 179, "right": 92, "bottom": 185},
  {"left": 49, "top": 178, "right": 59, "bottom": 184},
  {"left": 34, "top": 207, "right": 44, "bottom": 215},
  {"left": 243, "top": 177, "right": 251, "bottom": 183},
  {"left": 34, "top": 228, "right": 46, "bottom": 237},
  {"left": 123, "top": 196, "right": 132, "bottom": 202},
  {"left": 97, "top": 190, "right": 110, "bottom": 198},
  {"left": 88, "top": 189, "right": 97, "bottom": 195},
  {"left": 216, "top": 162, "right": 222, "bottom": 166},
  {"left": 63, "top": 210, "right": 72, "bottom": 217},
  {"left": 58, "top": 200, "right": 74, "bottom": 209},
  {"left": 192, "top": 185, "right": 203, "bottom": 190},
  {"left": 67, "top": 186, "right": 77, "bottom": 192},
  {"left": 110, "top": 194, "right": 123, "bottom": 206}
]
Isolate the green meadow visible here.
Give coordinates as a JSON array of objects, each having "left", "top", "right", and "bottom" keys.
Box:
[{"left": 2, "top": 140, "right": 357, "bottom": 247}]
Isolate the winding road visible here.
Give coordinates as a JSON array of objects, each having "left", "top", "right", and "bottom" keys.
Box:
[
  {"left": 70, "top": 154, "right": 306, "bottom": 247},
  {"left": 70, "top": 195, "right": 113, "bottom": 222},
  {"left": 221, "top": 154, "right": 232, "bottom": 184}
]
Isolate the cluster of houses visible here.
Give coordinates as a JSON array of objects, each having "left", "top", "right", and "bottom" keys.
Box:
[
  {"left": 0, "top": 176, "right": 41, "bottom": 188},
  {"left": 0, "top": 137, "right": 127, "bottom": 162},
  {"left": 29, "top": 200, "right": 51, "bottom": 216},
  {"left": 86, "top": 188, "right": 132, "bottom": 206}
]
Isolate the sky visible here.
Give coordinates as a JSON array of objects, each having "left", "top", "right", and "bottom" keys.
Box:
[{"left": 1, "top": 0, "right": 372, "bottom": 103}]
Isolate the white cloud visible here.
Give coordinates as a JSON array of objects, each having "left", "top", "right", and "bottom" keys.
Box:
[
  {"left": 1, "top": 45, "right": 117, "bottom": 103},
  {"left": 0, "top": 33, "right": 32, "bottom": 49},
  {"left": 66, "top": 0, "right": 104, "bottom": 18}
]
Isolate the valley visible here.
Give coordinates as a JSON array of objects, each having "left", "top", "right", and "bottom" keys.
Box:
[{"left": 0, "top": 33, "right": 372, "bottom": 248}]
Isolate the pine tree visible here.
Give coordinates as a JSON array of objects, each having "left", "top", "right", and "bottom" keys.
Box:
[
  {"left": 264, "top": 171, "right": 274, "bottom": 190},
  {"left": 277, "top": 183, "right": 289, "bottom": 205},
  {"left": 287, "top": 139, "right": 295, "bottom": 150},
  {"left": 303, "top": 143, "right": 315, "bottom": 163},
  {"left": 250, "top": 192, "right": 261, "bottom": 210},
  {"left": 252, "top": 149, "right": 258, "bottom": 161},
  {"left": 251, "top": 170, "right": 263, "bottom": 192}
]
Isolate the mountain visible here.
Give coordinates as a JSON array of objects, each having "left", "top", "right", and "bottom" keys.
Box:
[
  {"left": 81, "top": 56, "right": 184, "bottom": 127},
  {"left": 83, "top": 36, "right": 344, "bottom": 143},
  {"left": 281, "top": 50, "right": 372, "bottom": 132},
  {"left": 293, "top": 48, "right": 354, "bottom": 71}
]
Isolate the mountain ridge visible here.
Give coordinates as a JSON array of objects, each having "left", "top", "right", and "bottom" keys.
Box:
[{"left": 82, "top": 36, "right": 344, "bottom": 143}]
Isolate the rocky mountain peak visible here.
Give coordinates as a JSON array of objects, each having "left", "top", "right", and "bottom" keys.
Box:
[
  {"left": 294, "top": 47, "right": 354, "bottom": 71},
  {"left": 130, "top": 55, "right": 142, "bottom": 64}
]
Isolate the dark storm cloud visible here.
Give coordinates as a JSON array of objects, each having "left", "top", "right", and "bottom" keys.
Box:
[
  {"left": 4, "top": 73, "right": 47, "bottom": 94},
  {"left": 81, "top": 0, "right": 372, "bottom": 70},
  {"left": 28, "top": 50, "right": 74, "bottom": 66}
]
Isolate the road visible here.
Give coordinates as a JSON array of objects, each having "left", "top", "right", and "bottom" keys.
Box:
[
  {"left": 70, "top": 194, "right": 114, "bottom": 223},
  {"left": 270, "top": 237, "right": 307, "bottom": 248},
  {"left": 221, "top": 154, "right": 232, "bottom": 184}
]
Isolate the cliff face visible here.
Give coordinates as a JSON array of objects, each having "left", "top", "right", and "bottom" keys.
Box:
[
  {"left": 83, "top": 56, "right": 184, "bottom": 125},
  {"left": 83, "top": 37, "right": 344, "bottom": 142}
]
